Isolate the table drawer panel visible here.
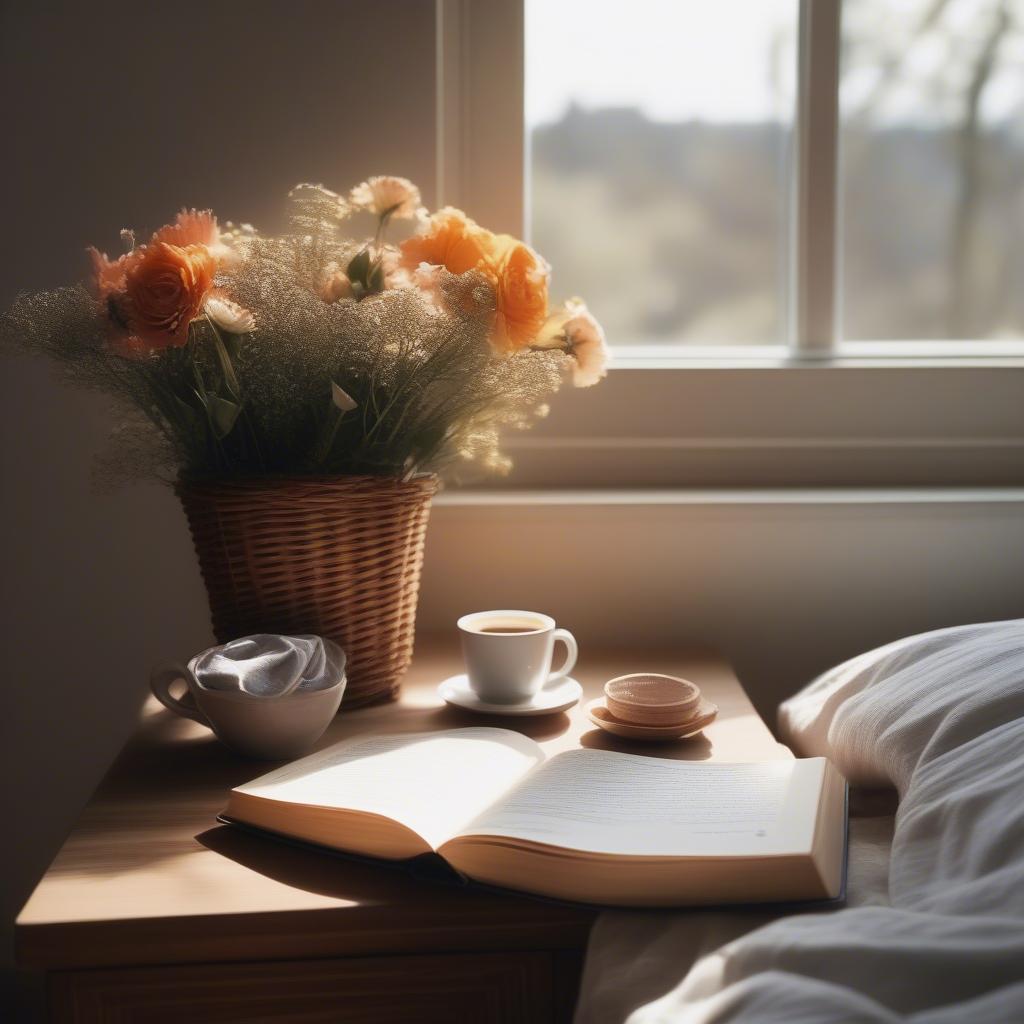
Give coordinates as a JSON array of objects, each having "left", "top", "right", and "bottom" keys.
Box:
[{"left": 49, "top": 951, "right": 557, "bottom": 1024}]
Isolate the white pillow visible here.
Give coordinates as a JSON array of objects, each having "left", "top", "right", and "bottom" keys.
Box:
[{"left": 777, "top": 619, "right": 1024, "bottom": 790}]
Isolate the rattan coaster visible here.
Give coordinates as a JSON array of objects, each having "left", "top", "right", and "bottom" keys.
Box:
[{"left": 604, "top": 673, "right": 702, "bottom": 727}]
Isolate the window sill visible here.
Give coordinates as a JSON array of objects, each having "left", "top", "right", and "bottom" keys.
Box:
[
  {"left": 437, "top": 487, "right": 1024, "bottom": 508},
  {"left": 487, "top": 362, "right": 1024, "bottom": 489},
  {"left": 611, "top": 343, "right": 1024, "bottom": 370}
]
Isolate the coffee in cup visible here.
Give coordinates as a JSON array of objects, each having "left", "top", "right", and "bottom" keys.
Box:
[{"left": 457, "top": 610, "right": 578, "bottom": 704}]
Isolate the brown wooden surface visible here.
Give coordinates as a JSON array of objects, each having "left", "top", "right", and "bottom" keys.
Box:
[
  {"left": 48, "top": 953, "right": 556, "bottom": 1024},
  {"left": 17, "top": 638, "right": 789, "bottom": 972}
]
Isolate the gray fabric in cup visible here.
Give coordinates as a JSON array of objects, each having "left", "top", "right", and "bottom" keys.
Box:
[{"left": 193, "top": 634, "right": 343, "bottom": 697}]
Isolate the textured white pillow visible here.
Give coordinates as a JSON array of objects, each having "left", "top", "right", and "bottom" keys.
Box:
[{"left": 778, "top": 619, "right": 1024, "bottom": 790}]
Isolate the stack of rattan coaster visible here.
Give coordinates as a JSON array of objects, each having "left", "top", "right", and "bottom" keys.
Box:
[{"left": 586, "top": 673, "right": 718, "bottom": 741}]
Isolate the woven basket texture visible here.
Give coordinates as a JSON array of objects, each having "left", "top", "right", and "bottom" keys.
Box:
[{"left": 177, "top": 474, "right": 437, "bottom": 708}]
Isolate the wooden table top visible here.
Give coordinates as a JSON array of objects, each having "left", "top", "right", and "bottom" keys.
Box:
[{"left": 17, "top": 639, "right": 791, "bottom": 971}]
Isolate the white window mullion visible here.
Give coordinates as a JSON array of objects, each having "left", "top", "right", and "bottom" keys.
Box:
[{"left": 794, "top": 0, "right": 841, "bottom": 357}]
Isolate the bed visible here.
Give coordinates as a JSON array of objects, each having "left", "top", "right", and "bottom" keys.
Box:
[{"left": 575, "top": 619, "right": 1024, "bottom": 1023}]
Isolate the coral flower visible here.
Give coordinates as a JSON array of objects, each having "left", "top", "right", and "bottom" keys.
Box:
[
  {"left": 488, "top": 239, "right": 550, "bottom": 355},
  {"left": 399, "top": 207, "right": 497, "bottom": 276},
  {"left": 87, "top": 246, "right": 133, "bottom": 300},
  {"left": 120, "top": 242, "right": 216, "bottom": 351}
]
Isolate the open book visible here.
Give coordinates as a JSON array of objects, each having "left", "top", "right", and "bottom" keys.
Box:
[{"left": 224, "top": 727, "right": 847, "bottom": 907}]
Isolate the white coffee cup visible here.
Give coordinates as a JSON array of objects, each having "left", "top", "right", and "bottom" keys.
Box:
[{"left": 457, "top": 610, "right": 578, "bottom": 704}]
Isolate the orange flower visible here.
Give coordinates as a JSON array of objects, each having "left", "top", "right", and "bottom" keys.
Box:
[
  {"left": 120, "top": 242, "right": 216, "bottom": 351},
  {"left": 400, "top": 209, "right": 549, "bottom": 352},
  {"left": 399, "top": 207, "right": 496, "bottom": 276},
  {"left": 488, "top": 238, "right": 550, "bottom": 354}
]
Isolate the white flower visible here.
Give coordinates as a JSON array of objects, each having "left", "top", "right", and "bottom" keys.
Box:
[
  {"left": 349, "top": 176, "right": 425, "bottom": 221},
  {"left": 221, "top": 221, "right": 258, "bottom": 245},
  {"left": 411, "top": 261, "right": 444, "bottom": 303},
  {"left": 379, "top": 245, "right": 412, "bottom": 290},
  {"left": 205, "top": 293, "right": 255, "bottom": 333},
  {"left": 562, "top": 299, "right": 609, "bottom": 387}
]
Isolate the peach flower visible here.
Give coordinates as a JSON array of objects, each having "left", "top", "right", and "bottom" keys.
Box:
[
  {"left": 488, "top": 238, "right": 550, "bottom": 354},
  {"left": 349, "top": 176, "right": 425, "bottom": 221},
  {"left": 399, "top": 207, "right": 496, "bottom": 276},
  {"left": 549, "top": 298, "right": 609, "bottom": 387},
  {"left": 565, "top": 311, "right": 609, "bottom": 387},
  {"left": 319, "top": 263, "right": 355, "bottom": 303},
  {"left": 120, "top": 242, "right": 217, "bottom": 351}
]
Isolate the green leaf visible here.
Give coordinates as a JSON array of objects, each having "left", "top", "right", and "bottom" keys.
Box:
[
  {"left": 221, "top": 330, "right": 242, "bottom": 361},
  {"left": 208, "top": 396, "right": 241, "bottom": 440},
  {"left": 172, "top": 392, "right": 201, "bottom": 423},
  {"left": 367, "top": 260, "right": 386, "bottom": 293},
  {"left": 346, "top": 248, "right": 371, "bottom": 286}
]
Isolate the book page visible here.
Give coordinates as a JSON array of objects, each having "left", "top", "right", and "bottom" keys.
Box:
[
  {"left": 233, "top": 728, "right": 543, "bottom": 850},
  {"left": 452, "top": 749, "right": 823, "bottom": 858}
]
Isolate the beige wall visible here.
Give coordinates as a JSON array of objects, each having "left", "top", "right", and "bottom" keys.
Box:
[
  {"left": 0, "top": 0, "right": 437, "bottom": 1002},
  {"left": 2, "top": 0, "right": 1023, "bottom": 1014},
  {"left": 420, "top": 495, "right": 1024, "bottom": 724}
]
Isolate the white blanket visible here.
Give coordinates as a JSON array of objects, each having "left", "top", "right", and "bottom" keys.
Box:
[{"left": 576, "top": 620, "right": 1024, "bottom": 1023}]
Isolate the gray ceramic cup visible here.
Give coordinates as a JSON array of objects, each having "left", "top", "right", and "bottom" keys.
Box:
[{"left": 149, "top": 635, "right": 346, "bottom": 760}]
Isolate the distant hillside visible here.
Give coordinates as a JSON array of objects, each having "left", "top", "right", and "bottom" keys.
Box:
[{"left": 531, "top": 105, "right": 1024, "bottom": 343}]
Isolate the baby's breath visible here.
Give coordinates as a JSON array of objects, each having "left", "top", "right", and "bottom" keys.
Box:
[{"left": 1, "top": 187, "right": 567, "bottom": 487}]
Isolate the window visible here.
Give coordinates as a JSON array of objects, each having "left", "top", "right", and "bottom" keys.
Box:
[
  {"left": 436, "top": 0, "right": 1024, "bottom": 488},
  {"left": 522, "top": 0, "right": 1024, "bottom": 357},
  {"left": 526, "top": 0, "right": 795, "bottom": 349},
  {"left": 840, "top": 0, "right": 1024, "bottom": 345}
]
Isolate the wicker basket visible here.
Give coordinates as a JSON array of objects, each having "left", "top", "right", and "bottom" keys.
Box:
[{"left": 176, "top": 474, "right": 438, "bottom": 708}]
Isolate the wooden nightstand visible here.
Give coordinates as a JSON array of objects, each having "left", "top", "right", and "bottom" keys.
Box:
[{"left": 17, "top": 640, "right": 790, "bottom": 1023}]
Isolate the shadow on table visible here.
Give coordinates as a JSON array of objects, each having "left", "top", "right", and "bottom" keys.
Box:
[
  {"left": 114, "top": 700, "right": 573, "bottom": 798},
  {"left": 578, "top": 728, "right": 713, "bottom": 761},
  {"left": 430, "top": 705, "right": 574, "bottom": 741},
  {"left": 196, "top": 824, "right": 588, "bottom": 921}
]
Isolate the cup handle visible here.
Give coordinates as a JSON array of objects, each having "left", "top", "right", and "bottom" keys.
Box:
[
  {"left": 548, "top": 628, "right": 578, "bottom": 683},
  {"left": 150, "top": 661, "right": 207, "bottom": 724}
]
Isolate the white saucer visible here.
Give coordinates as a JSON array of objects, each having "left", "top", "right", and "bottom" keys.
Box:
[{"left": 438, "top": 675, "right": 582, "bottom": 716}]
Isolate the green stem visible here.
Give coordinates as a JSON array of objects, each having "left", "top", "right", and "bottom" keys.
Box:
[
  {"left": 205, "top": 315, "right": 266, "bottom": 472},
  {"left": 188, "top": 343, "right": 230, "bottom": 473},
  {"left": 205, "top": 315, "right": 242, "bottom": 399}
]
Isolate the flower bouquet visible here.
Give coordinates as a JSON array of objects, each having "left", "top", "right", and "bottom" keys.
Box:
[{"left": 3, "top": 175, "right": 607, "bottom": 705}]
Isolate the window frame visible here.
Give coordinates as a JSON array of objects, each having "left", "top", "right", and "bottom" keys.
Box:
[{"left": 434, "top": 0, "right": 1024, "bottom": 489}]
